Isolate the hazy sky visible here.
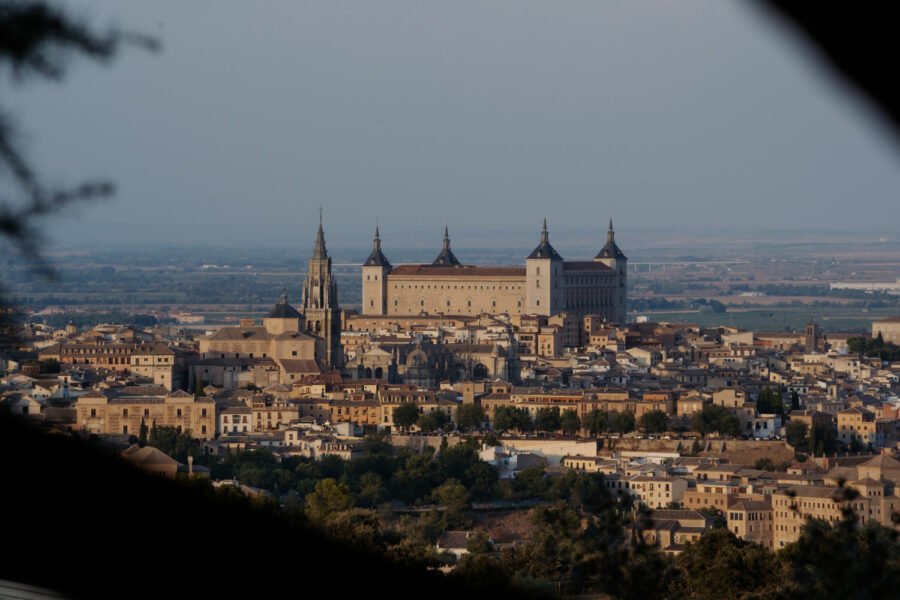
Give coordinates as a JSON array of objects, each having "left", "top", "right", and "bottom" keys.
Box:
[{"left": 7, "top": 1, "right": 900, "bottom": 251}]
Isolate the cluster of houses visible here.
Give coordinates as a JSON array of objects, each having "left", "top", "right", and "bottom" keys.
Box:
[{"left": 5, "top": 314, "right": 900, "bottom": 554}]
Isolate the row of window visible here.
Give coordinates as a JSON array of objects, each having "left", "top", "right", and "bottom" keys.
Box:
[
  {"left": 394, "top": 284, "right": 523, "bottom": 291},
  {"left": 122, "top": 424, "right": 207, "bottom": 435},
  {"left": 90, "top": 407, "right": 206, "bottom": 418}
]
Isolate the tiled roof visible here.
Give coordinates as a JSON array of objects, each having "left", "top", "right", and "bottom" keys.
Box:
[
  {"left": 207, "top": 327, "right": 271, "bottom": 341},
  {"left": 859, "top": 454, "right": 900, "bottom": 470},
  {"left": 562, "top": 261, "right": 613, "bottom": 272},
  {"left": 278, "top": 359, "right": 321, "bottom": 374},
  {"left": 389, "top": 265, "right": 525, "bottom": 277}
]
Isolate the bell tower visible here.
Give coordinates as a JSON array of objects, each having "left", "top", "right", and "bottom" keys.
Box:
[{"left": 300, "top": 211, "right": 344, "bottom": 370}]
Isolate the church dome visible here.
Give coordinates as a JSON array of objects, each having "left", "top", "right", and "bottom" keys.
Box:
[{"left": 266, "top": 291, "right": 302, "bottom": 319}]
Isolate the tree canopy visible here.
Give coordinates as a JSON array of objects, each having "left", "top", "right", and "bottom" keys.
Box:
[
  {"left": 392, "top": 403, "right": 420, "bottom": 431},
  {"left": 492, "top": 406, "right": 532, "bottom": 433},
  {"left": 757, "top": 386, "right": 784, "bottom": 415},
  {"left": 454, "top": 403, "right": 485, "bottom": 432},
  {"left": 692, "top": 404, "right": 741, "bottom": 438},
  {"left": 638, "top": 410, "right": 669, "bottom": 433}
]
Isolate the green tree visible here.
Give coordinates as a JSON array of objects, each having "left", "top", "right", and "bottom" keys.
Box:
[
  {"left": 360, "top": 430, "right": 393, "bottom": 456},
  {"left": 638, "top": 410, "right": 668, "bottom": 433},
  {"left": 671, "top": 528, "right": 784, "bottom": 599},
  {"left": 504, "top": 485, "right": 671, "bottom": 597},
  {"left": 754, "top": 457, "right": 776, "bottom": 471},
  {"left": 493, "top": 406, "right": 531, "bottom": 433},
  {"left": 305, "top": 478, "right": 351, "bottom": 522},
  {"left": 786, "top": 420, "right": 809, "bottom": 449},
  {"left": 481, "top": 432, "right": 500, "bottom": 447},
  {"left": 790, "top": 389, "right": 801, "bottom": 411},
  {"left": 355, "top": 472, "right": 387, "bottom": 508},
  {"left": 757, "top": 386, "right": 784, "bottom": 415},
  {"left": 322, "top": 508, "right": 385, "bottom": 553},
  {"left": 148, "top": 423, "right": 200, "bottom": 462},
  {"left": 692, "top": 404, "right": 741, "bottom": 438},
  {"left": 608, "top": 410, "right": 636, "bottom": 434},
  {"left": 433, "top": 478, "right": 471, "bottom": 528},
  {"left": 39, "top": 358, "right": 60, "bottom": 374},
  {"left": 534, "top": 407, "right": 561, "bottom": 433},
  {"left": 697, "top": 507, "right": 727, "bottom": 529},
  {"left": 138, "top": 417, "right": 148, "bottom": 446},
  {"left": 455, "top": 403, "right": 485, "bottom": 432},
  {"left": 506, "top": 466, "right": 550, "bottom": 500},
  {"left": 808, "top": 422, "right": 838, "bottom": 457},
  {"left": 434, "top": 478, "right": 471, "bottom": 510},
  {"left": 392, "top": 403, "right": 419, "bottom": 432},
  {"left": 447, "top": 552, "right": 515, "bottom": 593},
  {"left": 416, "top": 410, "right": 448, "bottom": 432},
  {"left": 560, "top": 410, "right": 581, "bottom": 436},
  {"left": 780, "top": 484, "right": 900, "bottom": 599},
  {"left": 465, "top": 530, "right": 494, "bottom": 555},
  {"left": 847, "top": 336, "right": 867, "bottom": 354},
  {"left": 584, "top": 409, "right": 607, "bottom": 436}
]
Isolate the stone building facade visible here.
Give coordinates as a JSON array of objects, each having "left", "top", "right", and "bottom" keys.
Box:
[
  {"left": 74, "top": 389, "right": 216, "bottom": 440},
  {"left": 40, "top": 342, "right": 176, "bottom": 390},
  {"left": 361, "top": 220, "right": 627, "bottom": 328},
  {"left": 872, "top": 317, "right": 900, "bottom": 346}
]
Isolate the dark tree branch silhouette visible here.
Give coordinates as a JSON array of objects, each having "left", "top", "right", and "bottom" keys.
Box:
[{"left": 0, "top": 0, "right": 156, "bottom": 320}]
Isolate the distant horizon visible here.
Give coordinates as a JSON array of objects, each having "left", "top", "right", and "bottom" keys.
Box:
[
  {"left": 6, "top": 0, "right": 899, "bottom": 249},
  {"left": 40, "top": 223, "right": 900, "bottom": 256}
]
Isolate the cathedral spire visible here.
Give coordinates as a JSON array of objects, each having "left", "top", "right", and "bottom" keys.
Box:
[
  {"left": 300, "top": 214, "right": 343, "bottom": 370},
  {"left": 541, "top": 218, "right": 549, "bottom": 244},
  {"left": 607, "top": 218, "right": 615, "bottom": 245},
  {"left": 312, "top": 211, "right": 328, "bottom": 260},
  {"left": 443, "top": 225, "right": 450, "bottom": 250}
]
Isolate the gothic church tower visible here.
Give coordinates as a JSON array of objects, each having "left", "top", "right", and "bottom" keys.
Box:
[{"left": 300, "top": 215, "right": 344, "bottom": 370}]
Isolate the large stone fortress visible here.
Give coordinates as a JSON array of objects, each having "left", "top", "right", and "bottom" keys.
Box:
[{"left": 361, "top": 220, "right": 627, "bottom": 324}]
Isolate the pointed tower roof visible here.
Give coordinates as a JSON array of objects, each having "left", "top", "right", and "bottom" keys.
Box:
[
  {"left": 266, "top": 289, "right": 302, "bottom": 319},
  {"left": 312, "top": 209, "right": 328, "bottom": 260},
  {"left": 527, "top": 219, "right": 563, "bottom": 260},
  {"left": 432, "top": 225, "right": 462, "bottom": 266},
  {"left": 595, "top": 218, "right": 627, "bottom": 260},
  {"left": 364, "top": 225, "right": 392, "bottom": 268}
]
